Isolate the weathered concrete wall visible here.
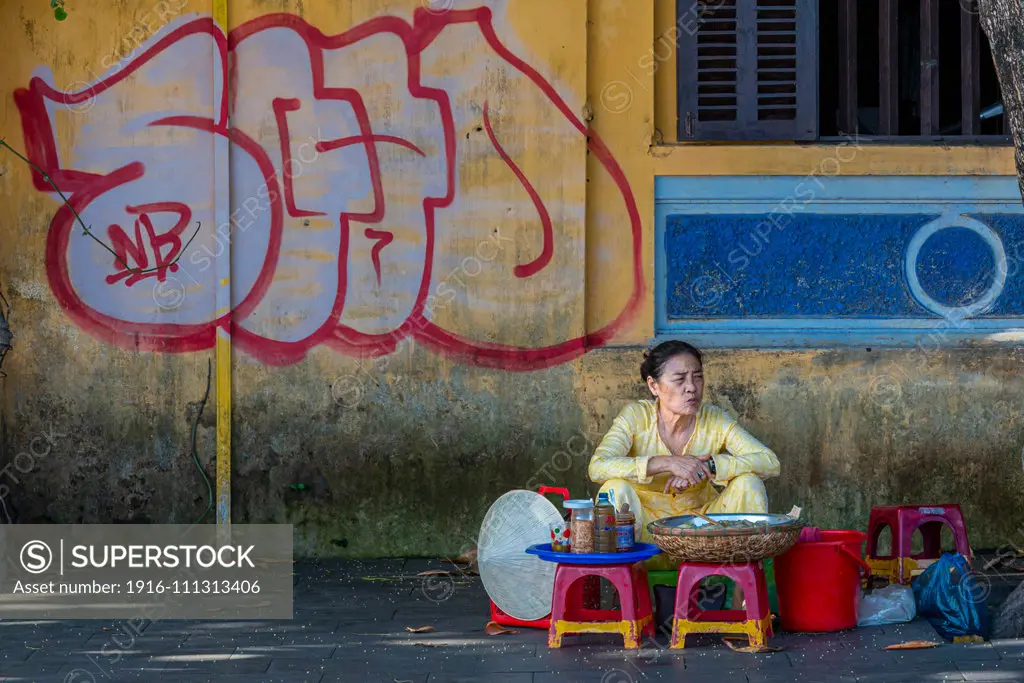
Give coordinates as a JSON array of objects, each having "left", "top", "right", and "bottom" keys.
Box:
[
  {"left": 581, "top": 348, "right": 1024, "bottom": 550},
  {"left": 0, "top": 0, "right": 1020, "bottom": 558},
  {"left": 0, "top": 0, "right": 644, "bottom": 557}
]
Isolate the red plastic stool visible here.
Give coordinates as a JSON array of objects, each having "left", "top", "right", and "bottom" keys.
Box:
[
  {"left": 547, "top": 561, "right": 654, "bottom": 649},
  {"left": 866, "top": 504, "right": 973, "bottom": 585},
  {"left": 671, "top": 561, "right": 772, "bottom": 649}
]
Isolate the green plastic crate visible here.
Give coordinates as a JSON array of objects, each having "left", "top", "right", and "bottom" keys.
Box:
[{"left": 645, "top": 559, "right": 779, "bottom": 614}]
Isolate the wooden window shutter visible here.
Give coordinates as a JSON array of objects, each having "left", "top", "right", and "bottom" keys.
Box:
[{"left": 676, "top": 0, "right": 818, "bottom": 141}]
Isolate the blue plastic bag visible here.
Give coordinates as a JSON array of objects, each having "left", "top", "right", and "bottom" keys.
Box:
[
  {"left": 912, "top": 552, "right": 989, "bottom": 640},
  {"left": 859, "top": 583, "right": 917, "bottom": 627}
]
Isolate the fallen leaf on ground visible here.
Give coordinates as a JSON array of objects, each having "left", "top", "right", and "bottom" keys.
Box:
[
  {"left": 411, "top": 641, "right": 439, "bottom": 647},
  {"left": 722, "top": 637, "right": 783, "bottom": 653},
  {"left": 405, "top": 626, "right": 435, "bottom": 633},
  {"left": 417, "top": 570, "right": 452, "bottom": 577},
  {"left": 953, "top": 635, "right": 985, "bottom": 643},
  {"left": 485, "top": 621, "right": 520, "bottom": 636},
  {"left": 883, "top": 640, "right": 940, "bottom": 650},
  {"left": 446, "top": 547, "right": 478, "bottom": 566},
  {"left": 984, "top": 554, "right": 1024, "bottom": 571},
  {"left": 435, "top": 560, "right": 479, "bottom": 577}
]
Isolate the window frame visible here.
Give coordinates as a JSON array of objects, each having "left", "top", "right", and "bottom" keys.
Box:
[{"left": 673, "top": 0, "right": 1012, "bottom": 145}]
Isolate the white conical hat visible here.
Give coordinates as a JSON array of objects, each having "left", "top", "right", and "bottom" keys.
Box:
[{"left": 478, "top": 489, "right": 564, "bottom": 621}]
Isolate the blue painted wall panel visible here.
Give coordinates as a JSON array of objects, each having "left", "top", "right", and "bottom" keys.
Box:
[
  {"left": 664, "top": 213, "right": 1024, "bottom": 319},
  {"left": 654, "top": 176, "right": 1024, "bottom": 347},
  {"left": 916, "top": 225, "right": 997, "bottom": 308}
]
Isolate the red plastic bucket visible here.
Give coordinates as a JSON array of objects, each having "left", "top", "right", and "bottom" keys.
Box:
[{"left": 773, "top": 530, "right": 871, "bottom": 632}]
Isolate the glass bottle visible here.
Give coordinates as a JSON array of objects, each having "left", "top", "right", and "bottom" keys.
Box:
[{"left": 594, "top": 492, "right": 617, "bottom": 553}]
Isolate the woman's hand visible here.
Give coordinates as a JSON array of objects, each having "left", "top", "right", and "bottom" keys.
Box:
[
  {"left": 662, "top": 455, "right": 711, "bottom": 493},
  {"left": 663, "top": 475, "right": 689, "bottom": 494}
]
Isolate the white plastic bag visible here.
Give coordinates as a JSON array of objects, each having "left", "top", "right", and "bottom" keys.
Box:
[{"left": 858, "top": 583, "right": 917, "bottom": 627}]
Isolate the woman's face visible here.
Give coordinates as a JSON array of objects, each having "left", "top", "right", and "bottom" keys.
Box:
[{"left": 647, "top": 353, "right": 704, "bottom": 416}]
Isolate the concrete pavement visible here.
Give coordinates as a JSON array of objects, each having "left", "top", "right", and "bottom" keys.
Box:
[{"left": 0, "top": 558, "right": 1021, "bottom": 682}]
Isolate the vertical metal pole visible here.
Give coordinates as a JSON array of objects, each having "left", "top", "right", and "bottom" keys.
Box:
[
  {"left": 838, "top": 0, "right": 858, "bottom": 135},
  {"left": 920, "top": 0, "right": 940, "bottom": 136},
  {"left": 879, "top": 0, "right": 898, "bottom": 135},
  {"left": 961, "top": 4, "right": 981, "bottom": 136},
  {"left": 213, "top": 0, "right": 231, "bottom": 527}
]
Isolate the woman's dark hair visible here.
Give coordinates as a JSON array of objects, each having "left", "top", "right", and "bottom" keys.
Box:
[{"left": 640, "top": 340, "right": 703, "bottom": 383}]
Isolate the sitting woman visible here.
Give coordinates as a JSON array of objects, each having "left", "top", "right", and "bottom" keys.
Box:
[{"left": 588, "top": 340, "right": 780, "bottom": 572}]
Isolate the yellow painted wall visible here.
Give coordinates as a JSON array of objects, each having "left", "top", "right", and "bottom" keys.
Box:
[
  {"left": 631, "top": 1, "right": 1022, "bottom": 548},
  {"left": 0, "top": 0, "right": 1021, "bottom": 554},
  {"left": 0, "top": 0, "right": 652, "bottom": 553}
]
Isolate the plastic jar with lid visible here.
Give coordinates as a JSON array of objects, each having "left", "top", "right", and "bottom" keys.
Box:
[
  {"left": 615, "top": 506, "right": 636, "bottom": 552},
  {"left": 564, "top": 499, "right": 594, "bottom": 554}
]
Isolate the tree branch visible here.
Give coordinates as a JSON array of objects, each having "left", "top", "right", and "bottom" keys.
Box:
[{"left": 0, "top": 138, "right": 201, "bottom": 276}]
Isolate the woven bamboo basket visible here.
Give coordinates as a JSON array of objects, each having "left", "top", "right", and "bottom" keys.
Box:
[{"left": 647, "top": 513, "right": 804, "bottom": 563}]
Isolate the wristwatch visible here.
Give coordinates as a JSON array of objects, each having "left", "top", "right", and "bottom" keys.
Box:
[{"left": 707, "top": 457, "right": 717, "bottom": 476}]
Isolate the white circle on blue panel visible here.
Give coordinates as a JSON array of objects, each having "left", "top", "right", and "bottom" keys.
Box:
[{"left": 905, "top": 213, "right": 1007, "bottom": 321}]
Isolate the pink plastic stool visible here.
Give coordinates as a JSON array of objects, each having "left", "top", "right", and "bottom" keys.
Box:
[
  {"left": 671, "top": 561, "right": 772, "bottom": 649},
  {"left": 866, "top": 504, "right": 973, "bottom": 584},
  {"left": 547, "top": 561, "right": 654, "bottom": 649}
]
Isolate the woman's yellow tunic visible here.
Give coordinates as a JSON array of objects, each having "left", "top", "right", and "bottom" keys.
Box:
[{"left": 588, "top": 399, "right": 781, "bottom": 568}]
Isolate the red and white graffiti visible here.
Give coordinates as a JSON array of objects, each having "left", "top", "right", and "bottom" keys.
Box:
[{"left": 13, "top": 7, "right": 643, "bottom": 370}]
